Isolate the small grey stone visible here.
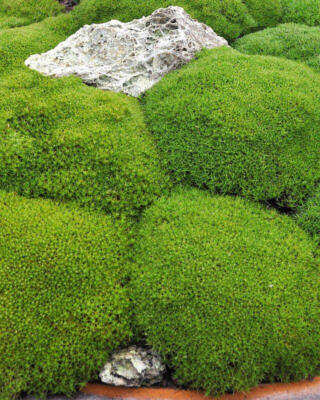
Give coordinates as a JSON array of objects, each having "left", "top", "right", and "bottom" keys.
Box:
[
  {"left": 25, "top": 6, "right": 228, "bottom": 96},
  {"left": 99, "top": 345, "right": 166, "bottom": 387}
]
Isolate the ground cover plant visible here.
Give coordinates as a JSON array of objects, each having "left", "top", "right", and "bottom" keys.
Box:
[
  {"left": 0, "top": 0, "right": 63, "bottom": 29},
  {"left": 1, "top": 0, "right": 320, "bottom": 399},
  {"left": 0, "top": 69, "right": 170, "bottom": 219},
  {"left": 281, "top": 0, "right": 320, "bottom": 26},
  {"left": 143, "top": 47, "right": 320, "bottom": 211},
  {"left": 0, "top": 13, "right": 170, "bottom": 219},
  {"left": 131, "top": 188, "right": 320, "bottom": 396},
  {"left": 242, "top": 0, "right": 282, "bottom": 29},
  {"left": 297, "top": 188, "right": 320, "bottom": 244},
  {"left": 0, "top": 191, "right": 133, "bottom": 399},
  {"left": 234, "top": 23, "right": 320, "bottom": 71}
]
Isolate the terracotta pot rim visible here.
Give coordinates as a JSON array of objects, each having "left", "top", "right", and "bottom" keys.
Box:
[{"left": 81, "top": 377, "right": 320, "bottom": 400}]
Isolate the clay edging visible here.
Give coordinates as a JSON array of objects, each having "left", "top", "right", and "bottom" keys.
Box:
[{"left": 81, "top": 377, "right": 320, "bottom": 400}]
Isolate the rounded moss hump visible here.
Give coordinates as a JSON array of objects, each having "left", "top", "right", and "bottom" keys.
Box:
[
  {"left": 242, "top": 0, "right": 283, "bottom": 28},
  {"left": 131, "top": 188, "right": 320, "bottom": 396},
  {"left": 234, "top": 23, "right": 320, "bottom": 71},
  {"left": 0, "top": 192, "right": 133, "bottom": 399},
  {"left": 281, "top": 0, "right": 320, "bottom": 26},
  {"left": 0, "top": 69, "right": 170, "bottom": 219},
  {"left": 0, "top": 7, "right": 170, "bottom": 221},
  {"left": 0, "top": 0, "right": 63, "bottom": 29},
  {"left": 297, "top": 187, "right": 320, "bottom": 244},
  {"left": 143, "top": 47, "right": 320, "bottom": 211}
]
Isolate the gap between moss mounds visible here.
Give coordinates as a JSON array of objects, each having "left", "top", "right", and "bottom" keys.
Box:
[{"left": 58, "top": 0, "right": 78, "bottom": 12}]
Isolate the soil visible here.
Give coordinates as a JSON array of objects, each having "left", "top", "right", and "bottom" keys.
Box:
[{"left": 59, "top": 0, "right": 78, "bottom": 12}]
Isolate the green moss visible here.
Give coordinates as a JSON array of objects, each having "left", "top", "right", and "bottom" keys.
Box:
[
  {"left": 0, "top": 15, "right": 170, "bottom": 219},
  {"left": 0, "top": 70, "right": 170, "bottom": 219},
  {"left": 131, "top": 188, "right": 320, "bottom": 396},
  {"left": 234, "top": 23, "right": 320, "bottom": 71},
  {"left": 281, "top": 0, "right": 320, "bottom": 26},
  {"left": 0, "top": 0, "right": 63, "bottom": 28},
  {"left": 0, "top": 191, "right": 133, "bottom": 399},
  {"left": 143, "top": 47, "right": 320, "bottom": 210},
  {"left": 297, "top": 188, "right": 320, "bottom": 244},
  {"left": 243, "top": 0, "right": 283, "bottom": 28},
  {"left": 0, "top": 14, "right": 78, "bottom": 73}
]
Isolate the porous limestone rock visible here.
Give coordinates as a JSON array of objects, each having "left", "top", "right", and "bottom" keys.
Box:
[
  {"left": 99, "top": 346, "right": 166, "bottom": 387},
  {"left": 25, "top": 6, "right": 228, "bottom": 96}
]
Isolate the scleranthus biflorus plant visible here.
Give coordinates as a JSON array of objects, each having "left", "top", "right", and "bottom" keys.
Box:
[
  {"left": 0, "top": 192, "right": 133, "bottom": 399},
  {"left": 143, "top": 47, "right": 320, "bottom": 211},
  {"left": 297, "top": 187, "right": 320, "bottom": 244},
  {"left": 281, "top": 0, "right": 320, "bottom": 26},
  {"left": 0, "top": 0, "right": 63, "bottom": 29},
  {"left": 0, "top": 5, "right": 171, "bottom": 220},
  {"left": 242, "top": 0, "right": 282, "bottom": 28},
  {"left": 131, "top": 188, "right": 320, "bottom": 396},
  {"left": 234, "top": 23, "right": 320, "bottom": 71}
]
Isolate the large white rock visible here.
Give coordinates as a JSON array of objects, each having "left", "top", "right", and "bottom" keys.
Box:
[
  {"left": 99, "top": 346, "right": 166, "bottom": 387},
  {"left": 25, "top": 6, "right": 228, "bottom": 96}
]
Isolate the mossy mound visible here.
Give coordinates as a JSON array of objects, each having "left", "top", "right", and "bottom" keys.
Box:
[
  {"left": 0, "top": 17, "right": 170, "bottom": 219},
  {"left": 234, "top": 23, "right": 320, "bottom": 71},
  {"left": 143, "top": 47, "right": 320, "bottom": 210},
  {"left": 297, "top": 188, "right": 320, "bottom": 244},
  {"left": 0, "top": 0, "right": 63, "bottom": 29},
  {"left": 281, "top": 0, "right": 320, "bottom": 26},
  {"left": 243, "top": 0, "right": 283, "bottom": 28},
  {"left": 0, "top": 192, "right": 133, "bottom": 399},
  {"left": 131, "top": 188, "right": 320, "bottom": 396},
  {"left": 0, "top": 70, "right": 170, "bottom": 218}
]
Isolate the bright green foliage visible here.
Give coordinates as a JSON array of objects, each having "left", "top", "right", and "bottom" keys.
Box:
[
  {"left": 0, "top": 17, "right": 170, "bottom": 219},
  {"left": 71, "top": 0, "right": 256, "bottom": 42},
  {"left": 143, "top": 47, "right": 320, "bottom": 210},
  {"left": 0, "top": 191, "right": 133, "bottom": 399},
  {"left": 0, "top": 14, "right": 80, "bottom": 74},
  {"left": 234, "top": 23, "right": 320, "bottom": 71},
  {"left": 0, "top": 70, "right": 169, "bottom": 219},
  {"left": 0, "top": 0, "right": 63, "bottom": 29},
  {"left": 297, "top": 188, "right": 320, "bottom": 244},
  {"left": 131, "top": 188, "right": 320, "bottom": 396},
  {"left": 281, "top": 0, "right": 320, "bottom": 26},
  {"left": 243, "top": 0, "right": 283, "bottom": 28}
]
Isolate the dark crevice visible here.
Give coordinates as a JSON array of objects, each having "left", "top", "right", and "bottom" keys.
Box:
[{"left": 58, "top": 0, "right": 79, "bottom": 12}]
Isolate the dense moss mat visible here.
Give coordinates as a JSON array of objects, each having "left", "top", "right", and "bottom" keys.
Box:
[
  {"left": 243, "top": 0, "right": 283, "bottom": 28},
  {"left": 281, "top": 0, "right": 320, "bottom": 26},
  {"left": 297, "top": 188, "right": 320, "bottom": 244},
  {"left": 0, "top": 70, "right": 170, "bottom": 218},
  {"left": 0, "top": 0, "right": 63, "bottom": 29},
  {"left": 234, "top": 23, "right": 320, "bottom": 71},
  {"left": 0, "top": 16, "right": 170, "bottom": 219},
  {"left": 143, "top": 47, "right": 320, "bottom": 210},
  {"left": 131, "top": 188, "right": 320, "bottom": 396},
  {"left": 0, "top": 192, "right": 133, "bottom": 399}
]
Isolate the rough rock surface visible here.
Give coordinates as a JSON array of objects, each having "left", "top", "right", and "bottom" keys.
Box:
[
  {"left": 25, "top": 6, "right": 228, "bottom": 96},
  {"left": 99, "top": 346, "right": 166, "bottom": 387}
]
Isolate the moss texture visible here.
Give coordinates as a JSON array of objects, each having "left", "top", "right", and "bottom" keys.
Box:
[
  {"left": 281, "top": 0, "right": 320, "bottom": 26},
  {"left": 131, "top": 188, "right": 320, "bottom": 396},
  {"left": 143, "top": 47, "right": 320, "bottom": 210},
  {"left": 0, "top": 192, "right": 133, "bottom": 399},
  {"left": 0, "top": 14, "right": 170, "bottom": 219},
  {"left": 234, "top": 23, "right": 320, "bottom": 71},
  {"left": 0, "top": 0, "right": 63, "bottom": 29}
]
